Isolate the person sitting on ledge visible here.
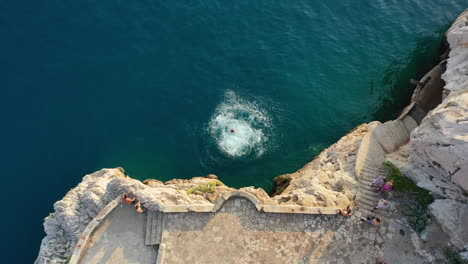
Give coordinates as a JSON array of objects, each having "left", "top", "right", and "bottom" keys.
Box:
[
  {"left": 360, "top": 216, "right": 382, "bottom": 227},
  {"left": 135, "top": 201, "right": 145, "bottom": 214},
  {"left": 371, "top": 176, "right": 386, "bottom": 191},
  {"left": 337, "top": 205, "right": 353, "bottom": 216},
  {"left": 122, "top": 193, "right": 136, "bottom": 205},
  {"left": 372, "top": 199, "right": 388, "bottom": 212},
  {"left": 382, "top": 180, "right": 394, "bottom": 193}
]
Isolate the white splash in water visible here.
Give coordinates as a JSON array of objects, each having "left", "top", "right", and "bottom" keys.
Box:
[{"left": 209, "top": 90, "right": 270, "bottom": 158}]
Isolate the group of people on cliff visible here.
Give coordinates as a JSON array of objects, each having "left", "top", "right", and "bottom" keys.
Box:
[
  {"left": 337, "top": 174, "right": 394, "bottom": 222},
  {"left": 122, "top": 193, "right": 145, "bottom": 213}
]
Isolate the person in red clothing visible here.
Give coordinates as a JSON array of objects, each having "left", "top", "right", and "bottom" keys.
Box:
[
  {"left": 382, "top": 180, "right": 394, "bottom": 192},
  {"left": 122, "top": 193, "right": 136, "bottom": 205}
]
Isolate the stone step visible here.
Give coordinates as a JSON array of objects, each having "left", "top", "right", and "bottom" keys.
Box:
[
  {"left": 360, "top": 179, "right": 374, "bottom": 186},
  {"left": 357, "top": 193, "right": 379, "bottom": 204},
  {"left": 151, "top": 211, "right": 158, "bottom": 244},
  {"left": 361, "top": 165, "right": 384, "bottom": 174},
  {"left": 359, "top": 180, "right": 376, "bottom": 187},
  {"left": 362, "top": 175, "right": 379, "bottom": 182},
  {"left": 401, "top": 115, "right": 418, "bottom": 135},
  {"left": 152, "top": 212, "right": 163, "bottom": 245},
  {"left": 365, "top": 143, "right": 383, "bottom": 156},
  {"left": 357, "top": 153, "right": 379, "bottom": 165},
  {"left": 396, "top": 120, "right": 410, "bottom": 139},
  {"left": 392, "top": 120, "right": 409, "bottom": 145},
  {"left": 356, "top": 207, "right": 373, "bottom": 218},
  {"left": 391, "top": 121, "right": 404, "bottom": 143},
  {"left": 360, "top": 169, "right": 384, "bottom": 178},
  {"left": 357, "top": 198, "right": 376, "bottom": 209},
  {"left": 391, "top": 120, "right": 405, "bottom": 143},
  {"left": 362, "top": 157, "right": 383, "bottom": 167},
  {"left": 145, "top": 211, "right": 164, "bottom": 246},
  {"left": 359, "top": 188, "right": 380, "bottom": 197},
  {"left": 145, "top": 211, "right": 153, "bottom": 246},
  {"left": 360, "top": 170, "right": 380, "bottom": 178},
  {"left": 361, "top": 170, "right": 385, "bottom": 177},
  {"left": 357, "top": 202, "right": 375, "bottom": 212},
  {"left": 359, "top": 184, "right": 377, "bottom": 193},
  {"left": 384, "top": 122, "right": 400, "bottom": 147}
]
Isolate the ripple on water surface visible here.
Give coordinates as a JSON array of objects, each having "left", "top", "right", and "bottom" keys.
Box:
[{"left": 204, "top": 90, "right": 275, "bottom": 167}]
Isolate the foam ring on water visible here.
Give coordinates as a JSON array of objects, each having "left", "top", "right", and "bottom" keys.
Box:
[{"left": 208, "top": 90, "right": 270, "bottom": 158}]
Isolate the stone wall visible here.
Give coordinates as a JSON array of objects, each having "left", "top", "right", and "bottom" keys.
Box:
[{"left": 35, "top": 167, "right": 344, "bottom": 263}]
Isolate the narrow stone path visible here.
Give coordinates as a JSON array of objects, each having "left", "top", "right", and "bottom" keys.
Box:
[{"left": 355, "top": 165, "right": 387, "bottom": 219}]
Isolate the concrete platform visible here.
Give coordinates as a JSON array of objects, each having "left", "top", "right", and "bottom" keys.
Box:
[{"left": 79, "top": 205, "right": 157, "bottom": 264}]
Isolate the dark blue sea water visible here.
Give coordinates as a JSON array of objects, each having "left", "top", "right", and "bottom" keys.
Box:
[{"left": 0, "top": 0, "right": 466, "bottom": 262}]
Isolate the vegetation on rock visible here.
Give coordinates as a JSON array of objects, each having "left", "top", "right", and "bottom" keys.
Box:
[
  {"left": 187, "top": 181, "right": 223, "bottom": 195},
  {"left": 435, "top": 247, "right": 468, "bottom": 264},
  {"left": 383, "top": 161, "right": 434, "bottom": 233}
]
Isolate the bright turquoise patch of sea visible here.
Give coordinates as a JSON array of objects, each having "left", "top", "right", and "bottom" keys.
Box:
[{"left": 0, "top": 0, "right": 466, "bottom": 262}]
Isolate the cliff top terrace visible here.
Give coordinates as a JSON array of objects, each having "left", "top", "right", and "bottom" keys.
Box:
[{"left": 71, "top": 194, "right": 446, "bottom": 264}]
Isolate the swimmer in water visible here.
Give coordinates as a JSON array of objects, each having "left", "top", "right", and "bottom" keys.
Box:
[{"left": 230, "top": 129, "right": 235, "bottom": 133}]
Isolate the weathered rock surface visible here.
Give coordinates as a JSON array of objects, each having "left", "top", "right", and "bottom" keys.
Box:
[
  {"left": 387, "top": 10, "right": 468, "bottom": 250},
  {"left": 36, "top": 9, "right": 468, "bottom": 263},
  {"left": 36, "top": 122, "right": 366, "bottom": 262},
  {"left": 443, "top": 10, "right": 468, "bottom": 94},
  {"left": 429, "top": 199, "right": 468, "bottom": 249},
  {"left": 272, "top": 124, "right": 366, "bottom": 208},
  {"left": 36, "top": 168, "right": 228, "bottom": 263},
  {"left": 402, "top": 10, "right": 468, "bottom": 202}
]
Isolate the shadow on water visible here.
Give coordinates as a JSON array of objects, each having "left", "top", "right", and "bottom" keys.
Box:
[{"left": 372, "top": 25, "right": 451, "bottom": 122}]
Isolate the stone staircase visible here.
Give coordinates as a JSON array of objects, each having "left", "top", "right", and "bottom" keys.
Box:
[
  {"left": 373, "top": 119, "right": 410, "bottom": 154},
  {"left": 354, "top": 122, "right": 393, "bottom": 219},
  {"left": 355, "top": 165, "right": 387, "bottom": 218},
  {"left": 382, "top": 120, "right": 409, "bottom": 147},
  {"left": 145, "top": 211, "right": 164, "bottom": 246}
]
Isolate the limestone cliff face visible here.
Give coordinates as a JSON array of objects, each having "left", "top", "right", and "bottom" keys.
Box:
[
  {"left": 37, "top": 10, "right": 468, "bottom": 262},
  {"left": 387, "top": 10, "right": 468, "bottom": 250},
  {"left": 272, "top": 124, "right": 366, "bottom": 207},
  {"left": 402, "top": 10, "right": 468, "bottom": 202},
  {"left": 36, "top": 132, "right": 363, "bottom": 263}
]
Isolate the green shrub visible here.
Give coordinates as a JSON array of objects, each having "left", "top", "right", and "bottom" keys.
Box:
[
  {"left": 383, "top": 161, "right": 434, "bottom": 207},
  {"left": 383, "top": 161, "right": 434, "bottom": 233},
  {"left": 187, "top": 181, "right": 223, "bottom": 195},
  {"left": 442, "top": 247, "right": 468, "bottom": 264}
]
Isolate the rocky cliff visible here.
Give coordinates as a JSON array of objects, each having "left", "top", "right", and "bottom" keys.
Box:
[
  {"left": 36, "top": 10, "right": 468, "bottom": 263},
  {"left": 271, "top": 124, "right": 365, "bottom": 207},
  {"left": 388, "top": 9, "right": 468, "bottom": 250}
]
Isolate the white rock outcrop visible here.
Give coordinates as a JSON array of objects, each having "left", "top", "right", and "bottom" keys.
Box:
[
  {"left": 443, "top": 10, "right": 468, "bottom": 94},
  {"left": 429, "top": 199, "right": 468, "bottom": 249},
  {"left": 390, "top": 10, "right": 468, "bottom": 250},
  {"left": 36, "top": 9, "right": 468, "bottom": 263},
  {"left": 272, "top": 124, "right": 365, "bottom": 207},
  {"left": 404, "top": 10, "right": 468, "bottom": 202}
]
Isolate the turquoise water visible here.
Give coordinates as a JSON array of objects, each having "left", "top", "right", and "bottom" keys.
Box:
[{"left": 0, "top": 0, "right": 466, "bottom": 262}]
